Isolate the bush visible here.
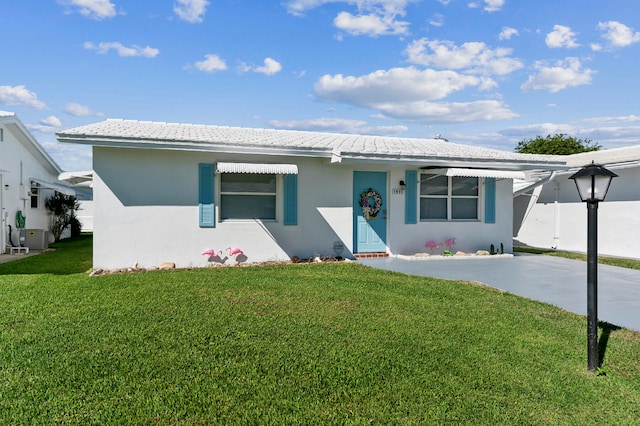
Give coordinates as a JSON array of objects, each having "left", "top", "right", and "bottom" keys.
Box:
[{"left": 45, "top": 192, "right": 80, "bottom": 241}]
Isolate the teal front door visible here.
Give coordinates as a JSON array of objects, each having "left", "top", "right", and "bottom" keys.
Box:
[{"left": 354, "top": 171, "right": 387, "bottom": 253}]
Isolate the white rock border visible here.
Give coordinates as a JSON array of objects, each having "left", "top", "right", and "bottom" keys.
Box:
[{"left": 396, "top": 253, "right": 514, "bottom": 261}]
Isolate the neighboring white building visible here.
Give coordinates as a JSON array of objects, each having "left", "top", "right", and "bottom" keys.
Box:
[
  {"left": 57, "top": 118, "right": 567, "bottom": 270},
  {"left": 0, "top": 111, "right": 75, "bottom": 253},
  {"left": 58, "top": 170, "right": 94, "bottom": 232},
  {"left": 515, "top": 146, "right": 640, "bottom": 259}
]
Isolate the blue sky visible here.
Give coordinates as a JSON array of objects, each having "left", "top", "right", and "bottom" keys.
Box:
[{"left": 2, "top": 0, "right": 640, "bottom": 171}]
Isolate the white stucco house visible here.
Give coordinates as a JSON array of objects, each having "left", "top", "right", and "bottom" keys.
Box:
[
  {"left": 57, "top": 118, "right": 567, "bottom": 270},
  {"left": 1, "top": 111, "right": 75, "bottom": 253},
  {"left": 515, "top": 145, "right": 640, "bottom": 259}
]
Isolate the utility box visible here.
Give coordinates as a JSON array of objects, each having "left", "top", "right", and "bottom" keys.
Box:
[{"left": 23, "top": 229, "right": 49, "bottom": 250}]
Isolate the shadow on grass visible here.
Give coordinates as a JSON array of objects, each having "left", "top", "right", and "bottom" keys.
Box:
[
  {"left": 0, "top": 234, "right": 92, "bottom": 276},
  {"left": 599, "top": 321, "right": 622, "bottom": 368}
]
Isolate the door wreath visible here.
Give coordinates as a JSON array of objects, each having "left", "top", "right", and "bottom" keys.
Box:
[{"left": 360, "top": 188, "right": 383, "bottom": 219}]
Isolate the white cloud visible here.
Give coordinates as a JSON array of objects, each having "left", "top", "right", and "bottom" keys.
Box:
[
  {"left": 405, "top": 38, "right": 523, "bottom": 76},
  {"left": 382, "top": 100, "right": 517, "bottom": 122},
  {"left": 545, "top": 25, "right": 580, "bottom": 48},
  {"left": 268, "top": 117, "right": 408, "bottom": 135},
  {"left": 500, "top": 123, "right": 577, "bottom": 138},
  {"left": 57, "top": 0, "right": 117, "bottom": 19},
  {"left": 174, "top": 0, "right": 209, "bottom": 23},
  {"left": 597, "top": 21, "right": 640, "bottom": 48},
  {"left": 27, "top": 116, "right": 63, "bottom": 134},
  {"left": 254, "top": 58, "right": 283, "bottom": 75},
  {"left": 498, "top": 27, "right": 518, "bottom": 40},
  {"left": 190, "top": 54, "right": 228, "bottom": 73},
  {"left": 483, "top": 0, "right": 505, "bottom": 12},
  {"left": 0, "top": 85, "right": 47, "bottom": 110},
  {"left": 83, "top": 41, "right": 159, "bottom": 58},
  {"left": 285, "top": 0, "right": 413, "bottom": 37},
  {"left": 428, "top": 14, "right": 444, "bottom": 28},
  {"left": 582, "top": 115, "right": 640, "bottom": 124},
  {"left": 315, "top": 67, "right": 482, "bottom": 104},
  {"left": 42, "top": 116, "right": 62, "bottom": 127},
  {"left": 314, "top": 67, "right": 516, "bottom": 123},
  {"left": 521, "top": 58, "right": 595, "bottom": 93},
  {"left": 65, "top": 103, "right": 99, "bottom": 116},
  {"left": 334, "top": 11, "right": 409, "bottom": 36},
  {"left": 40, "top": 141, "right": 93, "bottom": 171},
  {"left": 579, "top": 125, "right": 640, "bottom": 144}
]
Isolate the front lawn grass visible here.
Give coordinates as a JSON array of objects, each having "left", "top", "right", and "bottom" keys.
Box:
[
  {"left": 514, "top": 246, "right": 640, "bottom": 270},
  {"left": 1, "top": 240, "right": 640, "bottom": 424}
]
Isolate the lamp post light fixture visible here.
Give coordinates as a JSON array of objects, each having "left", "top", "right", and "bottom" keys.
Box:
[{"left": 569, "top": 162, "right": 617, "bottom": 372}]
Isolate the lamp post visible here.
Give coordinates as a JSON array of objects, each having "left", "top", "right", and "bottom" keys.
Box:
[{"left": 569, "top": 162, "right": 617, "bottom": 372}]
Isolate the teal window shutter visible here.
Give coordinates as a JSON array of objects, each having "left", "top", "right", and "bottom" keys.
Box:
[
  {"left": 283, "top": 174, "right": 298, "bottom": 225},
  {"left": 199, "top": 163, "right": 215, "bottom": 227},
  {"left": 485, "top": 177, "right": 496, "bottom": 224},
  {"left": 405, "top": 170, "right": 417, "bottom": 224}
]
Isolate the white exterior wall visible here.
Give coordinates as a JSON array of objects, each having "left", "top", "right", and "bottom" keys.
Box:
[
  {"left": 515, "top": 166, "right": 640, "bottom": 259},
  {"left": 0, "top": 122, "right": 60, "bottom": 252},
  {"left": 93, "top": 146, "right": 515, "bottom": 269}
]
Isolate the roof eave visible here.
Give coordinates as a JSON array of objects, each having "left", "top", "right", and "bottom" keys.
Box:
[
  {"left": 5, "top": 115, "right": 63, "bottom": 175},
  {"left": 335, "top": 152, "right": 568, "bottom": 171},
  {"left": 56, "top": 135, "right": 335, "bottom": 159}
]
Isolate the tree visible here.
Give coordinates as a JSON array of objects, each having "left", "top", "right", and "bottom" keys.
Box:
[
  {"left": 515, "top": 134, "right": 601, "bottom": 155},
  {"left": 45, "top": 192, "right": 81, "bottom": 241}
]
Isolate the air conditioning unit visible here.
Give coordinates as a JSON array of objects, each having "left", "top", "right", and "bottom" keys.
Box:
[{"left": 23, "top": 229, "right": 49, "bottom": 250}]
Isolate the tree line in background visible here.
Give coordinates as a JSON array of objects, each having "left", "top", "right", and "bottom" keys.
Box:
[{"left": 515, "top": 134, "right": 601, "bottom": 155}]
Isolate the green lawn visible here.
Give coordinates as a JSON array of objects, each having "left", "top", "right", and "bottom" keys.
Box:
[
  {"left": 514, "top": 246, "right": 640, "bottom": 270},
  {"left": 1, "top": 237, "right": 640, "bottom": 424}
]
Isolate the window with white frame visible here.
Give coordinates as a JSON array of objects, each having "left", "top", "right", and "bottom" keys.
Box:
[
  {"left": 220, "top": 173, "right": 276, "bottom": 220},
  {"left": 420, "top": 173, "right": 479, "bottom": 220},
  {"left": 30, "top": 182, "right": 40, "bottom": 209}
]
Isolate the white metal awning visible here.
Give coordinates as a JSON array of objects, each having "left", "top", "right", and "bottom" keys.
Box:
[
  {"left": 58, "top": 170, "right": 93, "bottom": 186},
  {"left": 216, "top": 162, "right": 298, "bottom": 174},
  {"left": 30, "top": 178, "right": 76, "bottom": 196},
  {"left": 444, "top": 168, "right": 526, "bottom": 180}
]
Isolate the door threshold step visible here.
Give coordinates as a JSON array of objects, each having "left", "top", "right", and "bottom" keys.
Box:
[{"left": 354, "top": 252, "right": 389, "bottom": 259}]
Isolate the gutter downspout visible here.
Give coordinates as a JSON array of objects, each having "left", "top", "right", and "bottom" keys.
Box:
[
  {"left": 0, "top": 173, "right": 4, "bottom": 254},
  {"left": 552, "top": 180, "right": 560, "bottom": 249}
]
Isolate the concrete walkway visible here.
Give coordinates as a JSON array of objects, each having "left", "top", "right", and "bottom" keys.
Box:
[{"left": 359, "top": 253, "right": 640, "bottom": 332}]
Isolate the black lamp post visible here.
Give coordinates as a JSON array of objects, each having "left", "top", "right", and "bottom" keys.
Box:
[{"left": 569, "top": 162, "right": 617, "bottom": 372}]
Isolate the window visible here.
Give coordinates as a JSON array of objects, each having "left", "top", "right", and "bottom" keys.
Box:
[
  {"left": 220, "top": 173, "right": 276, "bottom": 220},
  {"left": 30, "top": 183, "right": 40, "bottom": 209},
  {"left": 0, "top": 128, "right": 4, "bottom": 142},
  {"left": 420, "top": 173, "right": 479, "bottom": 220}
]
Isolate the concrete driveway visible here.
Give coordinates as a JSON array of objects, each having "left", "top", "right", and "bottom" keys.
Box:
[{"left": 359, "top": 253, "right": 640, "bottom": 332}]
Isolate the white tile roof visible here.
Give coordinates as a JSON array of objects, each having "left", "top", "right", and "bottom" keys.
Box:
[
  {"left": 57, "top": 118, "right": 567, "bottom": 170},
  {"left": 566, "top": 145, "right": 640, "bottom": 168}
]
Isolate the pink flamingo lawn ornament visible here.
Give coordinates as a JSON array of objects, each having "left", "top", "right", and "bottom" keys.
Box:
[
  {"left": 226, "top": 247, "right": 246, "bottom": 265},
  {"left": 444, "top": 238, "right": 456, "bottom": 250},
  {"left": 226, "top": 247, "right": 244, "bottom": 258},
  {"left": 425, "top": 240, "right": 440, "bottom": 253},
  {"left": 201, "top": 248, "right": 221, "bottom": 257},
  {"left": 202, "top": 248, "right": 226, "bottom": 263}
]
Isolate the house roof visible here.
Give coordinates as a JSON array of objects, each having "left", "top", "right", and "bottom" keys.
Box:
[
  {"left": 57, "top": 118, "right": 567, "bottom": 171},
  {"left": 0, "top": 111, "right": 63, "bottom": 175},
  {"left": 566, "top": 145, "right": 640, "bottom": 169}
]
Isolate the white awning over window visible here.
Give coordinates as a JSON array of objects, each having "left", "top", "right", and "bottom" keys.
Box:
[
  {"left": 216, "top": 162, "right": 298, "bottom": 174},
  {"left": 444, "top": 168, "right": 526, "bottom": 180},
  {"left": 30, "top": 178, "right": 76, "bottom": 196},
  {"left": 58, "top": 170, "right": 93, "bottom": 186}
]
